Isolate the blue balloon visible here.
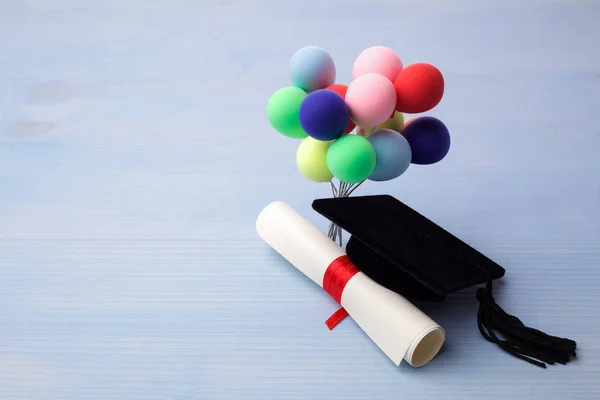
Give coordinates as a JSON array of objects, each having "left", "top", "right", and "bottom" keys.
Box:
[
  {"left": 367, "top": 129, "right": 412, "bottom": 181},
  {"left": 401, "top": 116, "right": 450, "bottom": 165},
  {"left": 299, "top": 89, "right": 350, "bottom": 141},
  {"left": 290, "top": 46, "right": 336, "bottom": 92}
]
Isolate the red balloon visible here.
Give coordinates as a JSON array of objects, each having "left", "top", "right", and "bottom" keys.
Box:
[
  {"left": 394, "top": 63, "right": 444, "bottom": 113},
  {"left": 326, "top": 84, "right": 348, "bottom": 98},
  {"left": 326, "top": 84, "right": 356, "bottom": 134}
]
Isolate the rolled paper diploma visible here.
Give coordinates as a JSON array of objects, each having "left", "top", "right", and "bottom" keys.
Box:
[{"left": 256, "top": 201, "right": 445, "bottom": 368}]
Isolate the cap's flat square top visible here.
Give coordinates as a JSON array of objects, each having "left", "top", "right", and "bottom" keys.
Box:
[{"left": 312, "top": 195, "right": 506, "bottom": 299}]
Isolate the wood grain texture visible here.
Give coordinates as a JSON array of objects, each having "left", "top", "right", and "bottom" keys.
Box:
[{"left": 1, "top": 0, "right": 599, "bottom": 399}]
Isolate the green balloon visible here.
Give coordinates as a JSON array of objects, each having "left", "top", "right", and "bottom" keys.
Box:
[
  {"left": 266, "top": 86, "right": 308, "bottom": 139},
  {"left": 327, "top": 135, "right": 376, "bottom": 183}
]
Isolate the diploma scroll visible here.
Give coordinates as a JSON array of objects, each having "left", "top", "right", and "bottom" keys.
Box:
[{"left": 256, "top": 201, "right": 445, "bottom": 367}]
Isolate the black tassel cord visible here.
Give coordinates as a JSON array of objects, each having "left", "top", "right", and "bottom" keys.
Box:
[
  {"left": 417, "top": 232, "right": 577, "bottom": 368},
  {"left": 476, "top": 281, "right": 576, "bottom": 368}
]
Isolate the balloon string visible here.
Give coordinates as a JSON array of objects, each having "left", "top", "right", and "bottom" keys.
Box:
[
  {"left": 345, "top": 180, "right": 365, "bottom": 197},
  {"left": 327, "top": 179, "right": 366, "bottom": 245},
  {"left": 327, "top": 180, "right": 365, "bottom": 242},
  {"left": 328, "top": 180, "right": 338, "bottom": 242},
  {"left": 336, "top": 180, "right": 343, "bottom": 245},
  {"left": 330, "top": 181, "right": 338, "bottom": 197},
  {"left": 328, "top": 180, "right": 342, "bottom": 244}
]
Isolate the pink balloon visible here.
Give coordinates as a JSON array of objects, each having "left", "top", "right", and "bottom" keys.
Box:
[
  {"left": 345, "top": 73, "right": 397, "bottom": 129},
  {"left": 352, "top": 46, "right": 403, "bottom": 82}
]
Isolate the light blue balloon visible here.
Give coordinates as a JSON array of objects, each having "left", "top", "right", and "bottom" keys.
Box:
[
  {"left": 367, "top": 129, "right": 412, "bottom": 181},
  {"left": 289, "top": 46, "right": 336, "bottom": 93}
]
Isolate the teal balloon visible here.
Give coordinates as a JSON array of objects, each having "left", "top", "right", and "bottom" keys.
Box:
[
  {"left": 290, "top": 46, "right": 336, "bottom": 92},
  {"left": 367, "top": 129, "right": 412, "bottom": 181}
]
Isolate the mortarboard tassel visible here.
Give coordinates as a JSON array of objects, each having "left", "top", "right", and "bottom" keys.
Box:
[
  {"left": 476, "top": 281, "right": 577, "bottom": 368},
  {"left": 417, "top": 232, "right": 577, "bottom": 368}
]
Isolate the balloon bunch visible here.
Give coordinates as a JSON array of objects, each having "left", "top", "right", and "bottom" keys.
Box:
[{"left": 266, "top": 45, "right": 451, "bottom": 243}]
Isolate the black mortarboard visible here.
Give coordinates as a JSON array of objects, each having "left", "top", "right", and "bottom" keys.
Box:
[{"left": 312, "top": 194, "right": 577, "bottom": 368}]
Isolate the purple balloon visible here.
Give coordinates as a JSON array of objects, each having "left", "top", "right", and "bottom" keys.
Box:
[
  {"left": 401, "top": 116, "right": 450, "bottom": 165},
  {"left": 299, "top": 89, "right": 350, "bottom": 141}
]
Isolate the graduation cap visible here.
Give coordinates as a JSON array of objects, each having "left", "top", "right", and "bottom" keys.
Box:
[{"left": 312, "top": 194, "right": 577, "bottom": 368}]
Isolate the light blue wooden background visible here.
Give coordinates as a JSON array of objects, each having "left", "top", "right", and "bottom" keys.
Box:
[{"left": 1, "top": 1, "right": 599, "bottom": 399}]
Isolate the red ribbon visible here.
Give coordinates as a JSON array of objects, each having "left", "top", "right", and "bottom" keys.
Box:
[{"left": 322, "top": 255, "right": 359, "bottom": 330}]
